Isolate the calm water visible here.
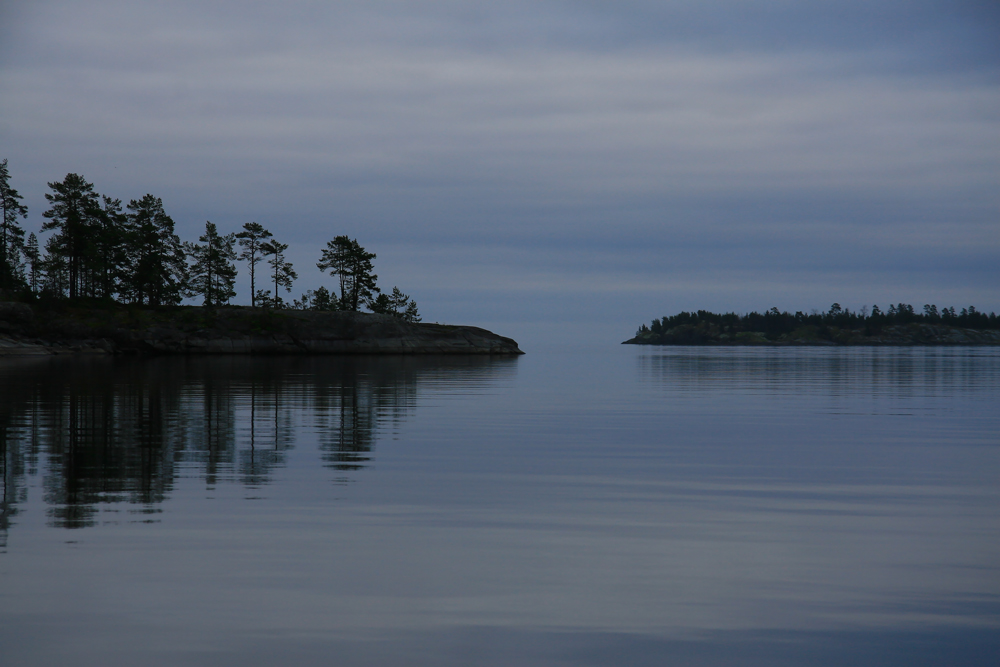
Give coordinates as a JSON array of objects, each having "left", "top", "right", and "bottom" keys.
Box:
[{"left": 1, "top": 346, "right": 998, "bottom": 666}]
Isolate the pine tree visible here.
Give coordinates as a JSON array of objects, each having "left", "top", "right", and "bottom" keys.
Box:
[
  {"left": 40, "top": 234, "right": 69, "bottom": 296},
  {"left": 23, "top": 233, "right": 40, "bottom": 294},
  {"left": 42, "top": 173, "right": 102, "bottom": 299},
  {"left": 124, "top": 195, "right": 186, "bottom": 305},
  {"left": 186, "top": 222, "right": 237, "bottom": 307},
  {"left": 292, "top": 285, "right": 339, "bottom": 311},
  {"left": 96, "top": 196, "right": 128, "bottom": 300},
  {"left": 402, "top": 295, "right": 421, "bottom": 323},
  {"left": 0, "top": 159, "right": 29, "bottom": 291},
  {"left": 369, "top": 286, "right": 420, "bottom": 322},
  {"left": 311, "top": 285, "right": 337, "bottom": 310},
  {"left": 260, "top": 239, "right": 297, "bottom": 308},
  {"left": 316, "top": 236, "right": 378, "bottom": 311},
  {"left": 316, "top": 236, "right": 351, "bottom": 307},
  {"left": 235, "top": 222, "right": 272, "bottom": 307}
]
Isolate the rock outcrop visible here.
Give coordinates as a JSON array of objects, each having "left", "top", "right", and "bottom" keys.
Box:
[{"left": 0, "top": 303, "right": 524, "bottom": 356}]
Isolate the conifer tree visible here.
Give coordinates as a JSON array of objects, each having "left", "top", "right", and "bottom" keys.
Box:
[
  {"left": 292, "top": 285, "right": 339, "bottom": 311},
  {"left": 0, "top": 159, "right": 29, "bottom": 291},
  {"left": 401, "top": 293, "right": 420, "bottom": 323},
  {"left": 311, "top": 285, "right": 338, "bottom": 311},
  {"left": 369, "top": 286, "right": 420, "bottom": 322},
  {"left": 236, "top": 222, "right": 272, "bottom": 307},
  {"left": 186, "top": 221, "right": 237, "bottom": 307},
  {"left": 42, "top": 173, "right": 102, "bottom": 299},
  {"left": 124, "top": 195, "right": 186, "bottom": 305},
  {"left": 317, "top": 236, "right": 378, "bottom": 311},
  {"left": 260, "top": 239, "right": 296, "bottom": 308},
  {"left": 23, "top": 233, "right": 40, "bottom": 294},
  {"left": 96, "top": 196, "right": 127, "bottom": 299}
]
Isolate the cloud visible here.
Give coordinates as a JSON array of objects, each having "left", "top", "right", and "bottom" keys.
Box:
[{"left": 1, "top": 0, "right": 997, "bottom": 327}]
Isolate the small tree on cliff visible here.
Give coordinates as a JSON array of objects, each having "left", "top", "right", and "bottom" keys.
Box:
[{"left": 369, "top": 286, "right": 420, "bottom": 322}]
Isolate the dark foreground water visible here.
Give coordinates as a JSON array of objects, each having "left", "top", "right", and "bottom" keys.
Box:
[{"left": 1, "top": 346, "right": 998, "bottom": 666}]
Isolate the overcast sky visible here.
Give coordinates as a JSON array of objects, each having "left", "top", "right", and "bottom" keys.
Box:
[{"left": 1, "top": 0, "right": 998, "bottom": 341}]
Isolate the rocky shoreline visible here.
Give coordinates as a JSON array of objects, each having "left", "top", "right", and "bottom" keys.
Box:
[
  {"left": 0, "top": 302, "right": 524, "bottom": 356},
  {"left": 623, "top": 322, "right": 1000, "bottom": 346}
]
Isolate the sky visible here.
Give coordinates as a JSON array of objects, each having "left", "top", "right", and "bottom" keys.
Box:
[{"left": 1, "top": 0, "right": 998, "bottom": 342}]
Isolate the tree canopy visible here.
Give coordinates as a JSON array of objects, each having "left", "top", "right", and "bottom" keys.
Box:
[
  {"left": 632, "top": 303, "right": 1000, "bottom": 345},
  {"left": 186, "top": 222, "right": 237, "bottom": 307},
  {"left": 316, "top": 236, "right": 378, "bottom": 312},
  {"left": 235, "top": 222, "right": 272, "bottom": 308},
  {"left": 41, "top": 173, "right": 102, "bottom": 299},
  {"left": 259, "top": 239, "right": 297, "bottom": 308},
  {"left": 3, "top": 162, "right": 423, "bottom": 320},
  {"left": 369, "top": 286, "right": 420, "bottom": 322},
  {"left": 124, "top": 195, "right": 187, "bottom": 305}
]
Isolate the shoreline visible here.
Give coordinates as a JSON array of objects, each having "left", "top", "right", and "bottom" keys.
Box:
[{"left": 0, "top": 302, "right": 524, "bottom": 356}]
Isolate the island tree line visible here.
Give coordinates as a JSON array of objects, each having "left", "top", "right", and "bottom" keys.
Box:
[
  {"left": 635, "top": 302, "right": 999, "bottom": 344},
  {"left": 0, "top": 164, "right": 419, "bottom": 321}
]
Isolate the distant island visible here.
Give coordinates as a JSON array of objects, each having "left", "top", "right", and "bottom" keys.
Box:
[{"left": 624, "top": 304, "right": 1000, "bottom": 346}]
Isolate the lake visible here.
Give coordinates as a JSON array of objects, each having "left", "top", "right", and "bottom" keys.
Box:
[{"left": 1, "top": 345, "right": 998, "bottom": 666}]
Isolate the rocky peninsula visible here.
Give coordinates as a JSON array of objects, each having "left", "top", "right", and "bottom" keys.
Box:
[{"left": 0, "top": 302, "right": 523, "bottom": 356}]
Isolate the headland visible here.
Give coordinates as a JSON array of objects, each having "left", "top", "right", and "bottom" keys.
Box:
[{"left": 0, "top": 302, "right": 524, "bottom": 356}]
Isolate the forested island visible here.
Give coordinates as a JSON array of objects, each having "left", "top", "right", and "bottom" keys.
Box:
[
  {"left": 0, "top": 163, "right": 522, "bottom": 355},
  {"left": 625, "top": 304, "right": 1000, "bottom": 346}
]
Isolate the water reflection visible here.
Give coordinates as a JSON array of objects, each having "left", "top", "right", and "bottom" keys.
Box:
[
  {"left": 0, "top": 355, "right": 516, "bottom": 535},
  {"left": 1, "top": 348, "right": 997, "bottom": 665},
  {"left": 637, "top": 347, "right": 1000, "bottom": 399}
]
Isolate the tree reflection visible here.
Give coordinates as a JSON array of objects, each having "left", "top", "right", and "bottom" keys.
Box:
[
  {"left": 0, "top": 355, "right": 516, "bottom": 532},
  {"left": 636, "top": 348, "right": 991, "bottom": 400},
  {"left": 239, "top": 365, "right": 295, "bottom": 487},
  {"left": 0, "top": 371, "right": 39, "bottom": 549}
]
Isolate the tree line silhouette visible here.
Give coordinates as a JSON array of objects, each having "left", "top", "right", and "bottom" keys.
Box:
[
  {"left": 634, "top": 302, "right": 999, "bottom": 344},
  {"left": 0, "top": 163, "right": 419, "bottom": 321}
]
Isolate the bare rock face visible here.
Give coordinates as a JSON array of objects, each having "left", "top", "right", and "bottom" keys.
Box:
[{"left": 0, "top": 304, "right": 524, "bottom": 356}]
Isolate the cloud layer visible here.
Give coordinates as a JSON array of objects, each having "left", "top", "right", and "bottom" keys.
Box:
[{"left": 2, "top": 1, "right": 998, "bottom": 336}]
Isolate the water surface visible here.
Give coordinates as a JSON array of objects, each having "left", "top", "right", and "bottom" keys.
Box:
[{"left": 1, "top": 347, "right": 998, "bottom": 666}]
